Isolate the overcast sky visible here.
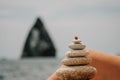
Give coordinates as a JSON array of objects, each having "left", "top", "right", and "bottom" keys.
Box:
[{"left": 0, "top": 0, "right": 120, "bottom": 59}]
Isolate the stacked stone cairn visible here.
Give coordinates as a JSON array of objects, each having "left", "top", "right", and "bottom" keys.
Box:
[{"left": 56, "top": 36, "right": 97, "bottom": 80}]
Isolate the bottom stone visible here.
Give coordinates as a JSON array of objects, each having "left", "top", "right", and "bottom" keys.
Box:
[{"left": 56, "top": 66, "right": 97, "bottom": 80}]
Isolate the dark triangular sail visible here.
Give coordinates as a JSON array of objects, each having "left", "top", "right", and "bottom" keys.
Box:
[{"left": 21, "top": 18, "right": 56, "bottom": 58}]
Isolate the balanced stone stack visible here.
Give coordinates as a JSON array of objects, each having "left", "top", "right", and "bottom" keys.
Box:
[{"left": 56, "top": 36, "right": 97, "bottom": 80}]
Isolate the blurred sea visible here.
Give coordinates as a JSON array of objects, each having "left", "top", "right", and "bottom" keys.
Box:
[{"left": 0, "top": 58, "right": 60, "bottom": 80}]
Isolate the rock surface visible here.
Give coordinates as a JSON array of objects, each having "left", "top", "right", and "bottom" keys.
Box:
[{"left": 21, "top": 18, "right": 56, "bottom": 58}]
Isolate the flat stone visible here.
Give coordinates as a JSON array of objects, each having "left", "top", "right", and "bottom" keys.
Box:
[
  {"left": 66, "top": 49, "right": 89, "bottom": 57},
  {"left": 72, "top": 39, "right": 81, "bottom": 44},
  {"left": 62, "top": 57, "right": 91, "bottom": 66},
  {"left": 56, "top": 65, "right": 97, "bottom": 80},
  {"left": 69, "top": 44, "right": 86, "bottom": 50}
]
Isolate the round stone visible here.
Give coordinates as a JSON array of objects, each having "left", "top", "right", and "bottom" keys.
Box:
[
  {"left": 66, "top": 50, "right": 89, "bottom": 57},
  {"left": 62, "top": 57, "right": 91, "bottom": 66},
  {"left": 72, "top": 39, "right": 81, "bottom": 44},
  {"left": 69, "top": 44, "right": 86, "bottom": 50},
  {"left": 56, "top": 66, "right": 97, "bottom": 80}
]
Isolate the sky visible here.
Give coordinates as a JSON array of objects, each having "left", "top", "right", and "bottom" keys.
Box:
[{"left": 0, "top": 0, "right": 120, "bottom": 59}]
